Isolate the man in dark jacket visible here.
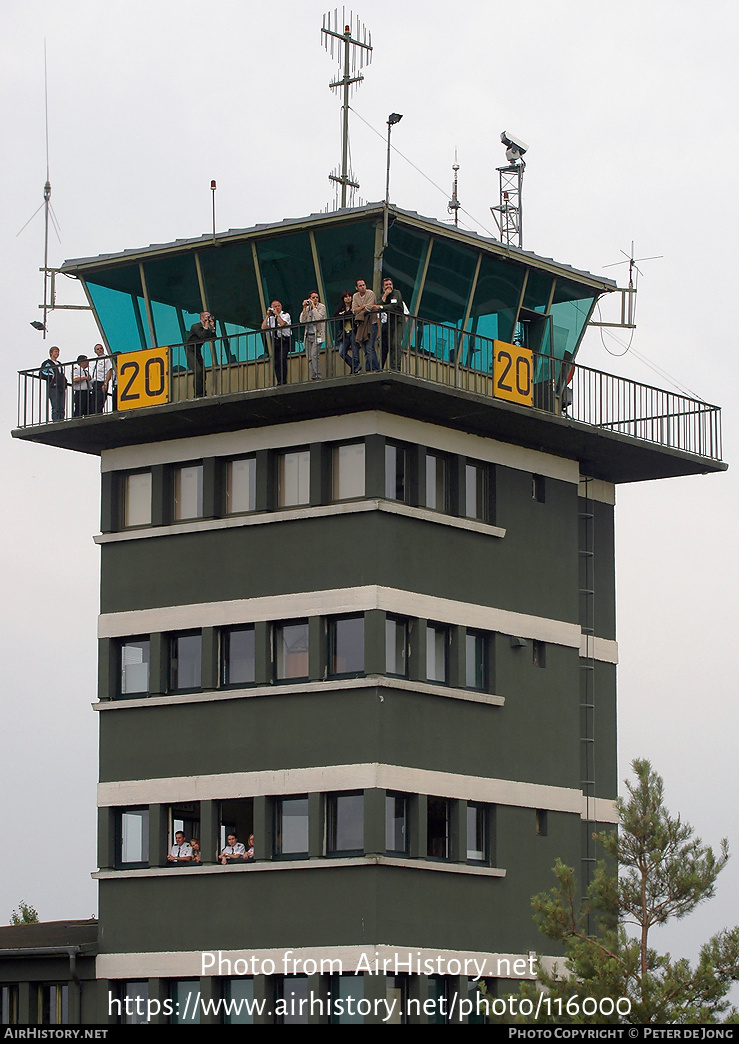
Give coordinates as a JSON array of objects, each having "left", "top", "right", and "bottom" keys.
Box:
[
  {"left": 186, "top": 312, "right": 216, "bottom": 397},
  {"left": 40, "top": 345, "right": 68, "bottom": 421}
]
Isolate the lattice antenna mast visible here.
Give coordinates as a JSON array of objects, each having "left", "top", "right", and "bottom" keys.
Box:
[
  {"left": 490, "top": 131, "right": 527, "bottom": 247},
  {"left": 321, "top": 10, "right": 372, "bottom": 208},
  {"left": 447, "top": 151, "right": 461, "bottom": 226}
]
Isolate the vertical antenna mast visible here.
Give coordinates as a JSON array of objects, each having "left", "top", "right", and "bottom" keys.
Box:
[
  {"left": 321, "top": 9, "right": 373, "bottom": 209},
  {"left": 42, "top": 40, "right": 52, "bottom": 338},
  {"left": 447, "top": 151, "right": 461, "bottom": 226},
  {"left": 491, "top": 131, "right": 527, "bottom": 248}
]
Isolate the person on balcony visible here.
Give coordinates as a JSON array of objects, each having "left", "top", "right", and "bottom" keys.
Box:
[
  {"left": 167, "top": 831, "right": 193, "bottom": 865},
  {"left": 300, "top": 291, "right": 326, "bottom": 380},
  {"left": 219, "top": 832, "right": 247, "bottom": 864},
  {"left": 40, "top": 345, "right": 68, "bottom": 421},
  {"left": 72, "top": 354, "right": 92, "bottom": 417},
  {"left": 374, "top": 278, "right": 406, "bottom": 371},
  {"left": 186, "top": 312, "right": 216, "bottom": 397},
  {"left": 261, "top": 300, "right": 292, "bottom": 385},
  {"left": 90, "top": 343, "right": 113, "bottom": 413},
  {"left": 334, "top": 291, "right": 360, "bottom": 374},
  {"left": 352, "top": 278, "right": 380, "bottom": 372}
]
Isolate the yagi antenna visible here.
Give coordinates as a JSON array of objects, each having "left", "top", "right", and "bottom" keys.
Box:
[
  {"left": 603, "top": 241, "right": 663, "bottom": 288},
  {"left": 321, "top": 9, "right": 373, "bottom": 209}
]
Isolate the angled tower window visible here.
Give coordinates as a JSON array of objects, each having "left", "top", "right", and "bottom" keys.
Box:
[
  {"left": 332, "top": 442, "right": 365, "bottom": 501},
  {"left": 466, "top": 803, "right": 487, "bottom": 862},
  {"left": 226, "top": 456, "right": 256, "bottom": 514},
  {"left": 465, "top": 461, "right": 489, "bottom": 522},
  {"left": 425, "top": 452, "right": 448, "bottom": 512},
  {"left": 222, "top": 625, "right": 255, "bottom": 687},
  {"left": 385, "top": 616, "right": 409, "bottom": 677},
  {"left": 384, "top": 442, "right": 408, "bottom": 502},
  {"left": 385, "top": 792, "right": 409, "bottom": 854},
  {"left": 170, "top": 632, "right": 202, "bottom": 692},
  {"left": 173, "top": 463, "right": 203, "bottom": 520},
  {"left": 426, "top": 623, "right": 449, "bottom": 684},
  {"left": 465, "top": 630, "right": 487, "bottom": 691},
  {"left": 120, "top": 638, "right": 150, "bottom": 697},
  {"left": 274, "top": 620, "right": 309, "bottom": 681},
  {"left": 123, "top": 471, "right": 152, "bottom": 528},
  {"left": 427, "top": 797, "right": 450, "bottom": 860},
  {"left": 328, "top": 615, "right": 364, "bottom": 677},
  {"left": 278, "top": 449, "right": 310, "bottom": 508},
  {"left": 326, "top": 792, "right": 364, "bottom": 855},
  {"left": 274, "top": 796, "right": 309, "bottom": 858}
]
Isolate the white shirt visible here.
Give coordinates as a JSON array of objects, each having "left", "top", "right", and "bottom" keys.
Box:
[
  {"left": 221, "top": 842, "right": 246, "bottom": 858},
  {"left": 72, "top": 364, "right": 91, "bottom": 390},
  {"left": 170, "top": 842, "right": 193, "bottom": 859},
  {"left": 90, "top": 356, "right": 112, "bottom": 382},
  {"left": 265, "top": 312, "right": 291, "bottom": 337}
]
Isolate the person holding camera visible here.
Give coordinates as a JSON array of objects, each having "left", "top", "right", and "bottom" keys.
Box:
[
  {"left": 299, "top": 290, "right": 326, "bottom": 380},
  {"left": 261, "top": 300, "right": 292, "bottom": 385},
  {"left": 186, "top": 311, "right": 216, "bottom": 397}
]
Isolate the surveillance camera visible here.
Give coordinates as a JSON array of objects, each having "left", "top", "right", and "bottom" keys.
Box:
[{"left": 500, "top": 130, "right": 528, "bottom": 156}]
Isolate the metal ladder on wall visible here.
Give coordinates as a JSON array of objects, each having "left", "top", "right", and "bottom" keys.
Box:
[{"left": 579, "top": 475, "right": 597, "bottom": 925}]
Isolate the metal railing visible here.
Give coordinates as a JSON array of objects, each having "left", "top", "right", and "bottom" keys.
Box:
[{"left": 17, "top": 315, "right": 723, "bottom": 462}]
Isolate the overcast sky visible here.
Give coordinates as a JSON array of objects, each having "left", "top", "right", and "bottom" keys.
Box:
[{"left": 1, "top": 0, "right": 737, "bottom": 970}]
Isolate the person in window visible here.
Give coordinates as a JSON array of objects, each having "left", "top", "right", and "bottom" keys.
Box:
[
  {"left": 334, "top": 291, "right": 360, "bottom": 374},
  {"left": 90, "top": 343, "right": 113, "bottom": 414},
  {"left": 245, "top": 833, "right": 255, "bottom": 861},
  {"left": 186, "top": 312, "right": 216, "bottom": 397},
  {"left": 299, "top": 291, "right": 326, "bottom": 380},
  {"left": 189, "top": 838, "right": 202, "bottom": 864},
  {"left": 219, "top": 833, "right": 246, "bottom": 864},
  {"left": 261, "top": 300, "right": 292, "bottom": 386},
  {"left": 352, "top": 278, "right": 380, "bottom": 372},
  {"left": 40, "top": 345, "right": 68, "bottom": 421},
  {"left": 72, "top": 354, "right": 92, "bottom": 417},
  {"left": 167, "top": 831, "right": 193, "bottom": 864},
  {"left": 374, "top": 278, "right": 406, "bottom": 371}
]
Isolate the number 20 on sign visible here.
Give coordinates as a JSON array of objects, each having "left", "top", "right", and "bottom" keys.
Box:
[
  {"left": 117, "top": 346, "right": 170, "bottom": 412},
  {"left": 493, "top": 341, "right": 533, "bottom": 407}
]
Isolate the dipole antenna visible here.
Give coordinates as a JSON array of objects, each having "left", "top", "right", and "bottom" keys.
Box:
[
  {"left": 321, "top": 9, "right": 372, "bottom": 208},
  {"left": 447, "top": 151, "right": 461, "bottom": 226}
]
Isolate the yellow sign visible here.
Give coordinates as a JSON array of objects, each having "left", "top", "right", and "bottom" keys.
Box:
[
  {"left": 492, "top": 341, "right": 533, "bottom": 407},
  {"left": 117, "top": 346, "right": 169, "bottom": 412}
]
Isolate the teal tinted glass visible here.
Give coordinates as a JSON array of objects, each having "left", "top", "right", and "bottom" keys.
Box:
[
  {"left": 257, "top": 232, "right": 316, "bottom": 330},
  {"left": 86, "top": 281, "right": 148, "bottom": 354},
  {"left": 383, "top": 223, "right": 429, "bottom": 312},
  {"left": 522, "top": 268, "right": 554, "bottom": 312},
  {"left": 549, "top": 280, "right": 597, "bottom": 360},
  {"left": 142, "top": 254, "right": 203, "bottom": 364},
  {"left": 418, "top": 236, "right": 477, "bottom": 327},
  {"left": 199, "top": 240, "right": 264, "bottom": 362},
  {"left": 464, "top": 254, "right": 525, "bottom": 372},
  {"left": 313, "top": 220, "right": 376, "bottom": 316}
]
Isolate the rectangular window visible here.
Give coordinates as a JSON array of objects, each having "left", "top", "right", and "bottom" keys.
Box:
[
  {"left": 226, "top": 456, "right": 256, "bottom": 514},
  {"left": 223, "top": 980, "right": 254, "bottom": 1025},
  {"left": 428, "top": 978, "right": 451, "bottom": 1024},
  {"left": 222, "top": 625, "right": 255, "bottom": 687},
  {"left": 536, "top": 809, "right": 548, "bottom": 836},
  {"left": 274, "top": 977, "right": 309, "bottom": 1025},
  {"left": 117, "top": 982, "right": 149, "bottom": 1026},
  {"left": 385, "top": 792, "right": 408, "bottom": 854},
  {"left": 425, "top": 452, "right": 448, "bottom": 511},
  {"left": 329, "top": 615, "right": 364, "bottom": 676},
  {"left": 384, "top": 443, "right": 407, "bottom": 502},
  {"left": 274, "top": 796, "right": 309, "bottom": 857},
  {"left": 465, "top": 631, "right": 487, "bottom": 690},
  {"left": 118, "top": 808, "right": 149, "bottom": 867},
  {"left": 173, "top": 463, "right": 204, "bottom": 520},
  {"left": 329, "top": 976, "right": 364, "bottom": 1025},
  {"left": 332, "top": 442, "right": 365, "bottom": 500},
  {"left": 278, "top": 449, "right": 310, "bottom": 507},
  {"left": 532, "top": 473, "right": 546, "bottom": 502},
  {"left": 465, "top": 461, "right": 488, "bottom": 521},
  {"left": 36, "top": 985, "right": 68, "bottom": 1026},
  {"left": 274, "top": 620, "right": 309, "bottom": 681},
  {"left": 385, "top": 976, "right": 408, "bottom": 1025},
  {"left": 120, "top": 638, "right": 150, "bottom": 696},
  {"left": 467, "top": 803, "right": 487, "bottom": 862},
  {"left": 385, "top": 616, "right": 409, "bottom": 677},
  {"left": 327, "top": 792, "right": 364, "bottom": 854},
  {"left": 426, "top": 623, "right": 449, "bottom": 684},
  {"left": 169, "top": 980, "right": 200, "bottom": 1025},
  {"left": 170, "top": 632, "right": 202, "bottom": 691},
  {"left": 533, "top": 640, "right": 547, "bottom": 668},
  {"left": 1, "top": 986, "right": 19, "bottom": 1026},
  {"left": 427, "top": 796, "right": 449, "bottom": 859},
  {"left": 123, "top": 471, "right": 152, "bottom": 528}
]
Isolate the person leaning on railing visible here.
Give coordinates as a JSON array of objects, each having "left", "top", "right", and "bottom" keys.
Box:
[
  {"left": 39, "top": 345, "right": 68, "bottom": 421},
  {"left": 333, "top": 291, "right": 361, "bottom": 375},
  {"left": 299, "top": 291, "right": 326, "bottom": 381},
  {"left": 374, "top": 277, "right": 405, "bottom": 371},
  {"left": 261, "top": 300, "right": 292, "bottom": 386}
]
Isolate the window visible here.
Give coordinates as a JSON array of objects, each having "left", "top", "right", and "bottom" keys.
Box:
[
  {"left": 1, "top": 986, "right": 19, "bottom": 1026},
  {"left": 385, "top": 976, "right": 408, "bottom": 1025},
  {"left": 169, "top": 980, "right": 200, "bottom": 1024},
  {"left": 226, "top": 456, "right": 256, "bottom": 514},
  {"left": 169, "top": 803, "right": 199, "bottom": 858},
  {"left": 329, "top": 615, "right": 364, "bottom": 676},
  {"left": 222, "top": 979, "right": 254, "bottom": 1024},
  {"left": 123, "top": 471, "right": 152, "bottom": 528},
  {"left": 385, "top": 442, "right": 407, "bottom": 502},
  {"left": 426, "top": 623, "right": 449, "bottom": 684},
  {"left": 219, "top": 798, "right": 254, "bottom": 860},
  {"left": 115, "top": 982, "right": 149, "bottom": 1025},
  {"left": 170, "top": 632, "right": 202, "bottom": 691},
  {"left": 532, "top": 473, "right": 546, "bottom": 502},
  {"left": 120, "top": 638, "right": 150, "bottom": 696},
  {"left": 427, "top": 797, "right": 449, "bottom": 859},
  {"left": 274, "top": 976, "right": 309, "bottom": 1025},
  {"left": 428, "top": 977, "right": 451, "bottom": 1024},
  {"left": 536, "top": 809, "right": 548, "bottom": 837},
  {"left": 465, "top": 630, "right": 487, "bottom": 690},
  {"left": 425, "top": 452, "right": 448, "bottom": 511},
  {"left": 533, "top": 640, "right": 547, "bottom": 668},
  {"left": 385, "top": 616, "right": 408, "bottom": 677},
  {"left": 173, "top": 463, "right": 203, "bottom": 520},
  {"left": 385, "top": 792, "right": 408, "bottom": 854},
  {"left": 274, "top": 796, "right": 309, "bottom": 857},
  {"left": 465, "top": 461, "right": 489, "bottom": 521},
  {"left": 274, "top": 620, "right": 309, "bottom": 681},
  {"left": 332, "top": 442, "right": 365, "bottom": 500},
  {"left": 278, "top": 449, "right": 310, "bottom": 507},
  {"left": 118, "top": 808, "right": 149, "bottom": 868},
  {"left": 467, "top": 803, "right": 487, "bottom": 862},
  {"left": 329, "top": 975, "right": 364, "bottom": 1024},
  {"left": 327, "top": 792, "right": 364, "bottom": 854},
  {"left": 36, "top": 985, "right": 68, "bottom": 1025},
  {"left": 222, "top": 625, "right": 255, "bottom": 687}
]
